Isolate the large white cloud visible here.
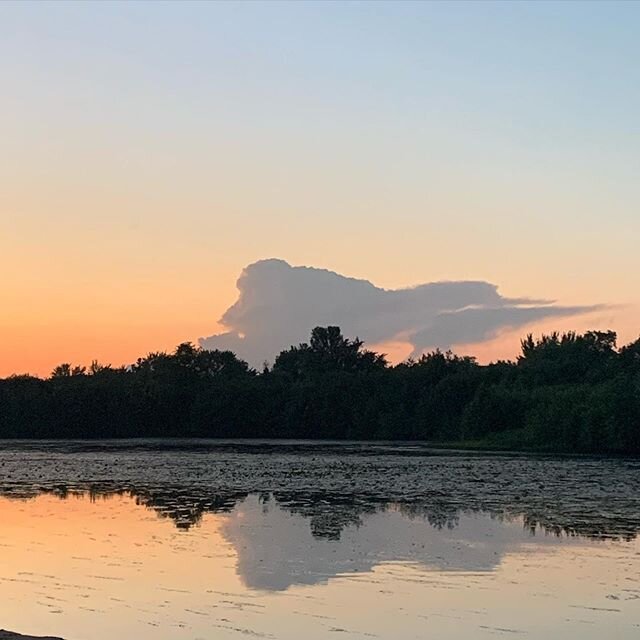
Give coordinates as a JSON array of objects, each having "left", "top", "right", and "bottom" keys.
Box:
[{"left": 200, "top": 258, "right": 600, "bottom": 365}]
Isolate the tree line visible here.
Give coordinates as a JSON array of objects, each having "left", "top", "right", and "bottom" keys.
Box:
[{"left": 1, "top": 326, "right": 639, "bottom": 453}]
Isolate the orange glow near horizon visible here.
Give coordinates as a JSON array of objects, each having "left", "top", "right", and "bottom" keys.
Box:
[
  {"left": 0, "top": 259, "right": 236, "bottom": 377},
  {"left": 1, "top": 491, "right": 638, "bottom": 640},
  {"left": 2, "top": 305, "right": 638, "bottom": 378},
  {"left": 3, "top": 189, "right": 637, "bottom": 376},
  {"left": 0, "top": 322, "right": 220, "bottom": 378},
  {"left": 2, "top": 201, "right": 638, "bottom": 377}
]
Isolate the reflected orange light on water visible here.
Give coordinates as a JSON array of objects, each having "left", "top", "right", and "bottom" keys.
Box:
[{"left": 0, "top": 493, "right": 638, "bottom": 640}]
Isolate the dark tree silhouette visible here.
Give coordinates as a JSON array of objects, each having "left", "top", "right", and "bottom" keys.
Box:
[
  {"left": 273, "top": 326, "right": 387, "bottom": 378},
  {"left": 0, "top": 326, "right": 638, "bottom": 453}
]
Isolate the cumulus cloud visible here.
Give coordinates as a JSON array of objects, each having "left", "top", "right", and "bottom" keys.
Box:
[{"left": 199, "top": 258, "right": 600, "bottom": 365}]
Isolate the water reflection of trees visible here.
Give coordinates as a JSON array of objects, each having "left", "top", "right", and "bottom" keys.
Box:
[
  {"left": 1, "top": 484, "right": 638, "bottom": 541},
  {"left": 133, "top": 489, "right": 245, "bottom": 529}
]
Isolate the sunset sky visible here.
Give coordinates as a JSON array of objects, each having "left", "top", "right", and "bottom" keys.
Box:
[{"left": 1, "top": 1, "right": 638, "bottom": 376}]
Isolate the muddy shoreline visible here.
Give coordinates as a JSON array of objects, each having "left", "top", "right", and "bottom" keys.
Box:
[{"left": 0, "top": 633, "right": 63, "bottom": 640}]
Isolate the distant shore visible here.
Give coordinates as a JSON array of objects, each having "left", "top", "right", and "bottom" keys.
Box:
[{"left": 2, "top": 327, "right": 638, "bottom": 455}]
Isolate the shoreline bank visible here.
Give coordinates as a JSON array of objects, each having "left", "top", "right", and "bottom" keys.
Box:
[{"left": 0, "top": 632, "right": 63, "bottom": 640}]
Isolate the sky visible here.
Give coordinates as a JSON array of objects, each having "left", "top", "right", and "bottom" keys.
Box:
[{"left": 1, "top": 0, "right": 638, "bottom": 376}]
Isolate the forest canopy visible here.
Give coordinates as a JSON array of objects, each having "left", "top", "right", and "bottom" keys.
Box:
[{"left": 1, "top": 327, "right": 639, "bottom": 454}]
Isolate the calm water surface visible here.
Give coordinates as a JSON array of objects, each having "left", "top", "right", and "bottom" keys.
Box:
[{"left": 0, "top": 440, "right": 638, "bottom": 639}]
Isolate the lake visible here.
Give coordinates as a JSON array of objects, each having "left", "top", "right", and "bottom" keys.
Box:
[{"left": 0, "top": 440, "right": 639, "bottom": 639}]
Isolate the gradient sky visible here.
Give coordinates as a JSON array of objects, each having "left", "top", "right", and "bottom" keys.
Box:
[{"left": 1, "top": 1, "right": 638, "bottom": 376}]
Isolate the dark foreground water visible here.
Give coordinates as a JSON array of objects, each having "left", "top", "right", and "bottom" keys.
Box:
[{"left": 0, "top": 440, "right": 639, "bottom": 639}]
